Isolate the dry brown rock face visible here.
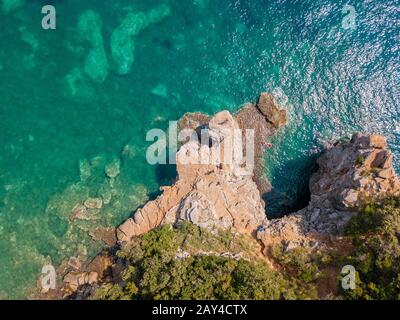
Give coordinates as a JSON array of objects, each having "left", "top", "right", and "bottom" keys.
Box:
[
  {"left": 63, "top": 271, "right": 99, "bottom": 291},
  {"left": 310, "top": 133, "right": 399, "bottom": 210},
  {"left": 117, "top": 109, "right": 274, "bottom": 242},
  {"left": 117, "top": 93, "right": 289, "bottom": 243}
]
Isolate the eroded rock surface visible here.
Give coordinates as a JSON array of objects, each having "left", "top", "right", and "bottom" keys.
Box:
[
  {"left": 256, "top": 92, "right": 287, "bottom": 128},
  {"left": 117, "top": 109, "right": 273, "bottom": 242},
  {"left": 257, "top": 133, "right": 400, "bottom": 251}
]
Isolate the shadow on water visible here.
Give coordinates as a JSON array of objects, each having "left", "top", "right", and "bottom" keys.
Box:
[
  {"left": 263, "top": 153, "right": 320, "bottom": 219},
  {"left": 146, "top": 163, "right": 177, "bottom": 201},
  {"left": 156, "top": 163, "right": 177, "bottom": 185}
]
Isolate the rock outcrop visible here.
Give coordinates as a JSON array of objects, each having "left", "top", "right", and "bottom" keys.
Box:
[
  {"left": 117, "top": 94, "right": 290, "bottom": 242},
  {"left": 117, "top": 109, "right": 275, "bottom": 242},
  {"left": 49, "top": 93, "right": 400, "bottom": 299},
  {"left": 117, "top": 95, "right": 399, "bottom": 250},
  {"left": 256, "top": 93, "right": 287, "bottom": 128},
  {"left": 310, "top": 133, "right": 399, "bottom": 210},
  {"left": 257, "top": 132, "right": 400, "bottom": 251}
]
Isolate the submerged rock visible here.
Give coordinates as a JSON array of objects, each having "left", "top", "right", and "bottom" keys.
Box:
[
  {"left": 70, "top": 204, "right": 88, "bottom": 221},
  {"left": 89, "top": 227, "right": 117, "bottom": 247},
  {"left": 63, "top": 68, "right": 95, "bottom": 102},
  {"left": 105, "top": 158, "right": 121, "bottom": 179},
  {"left": 110, "top": 4, "right": 171, "bottom": 75},
  {"left": 79, "top": 159, "right": 91, "bottom": 181},
  {"left": 77, "top": 10, "right": 109, "bottom": 83},
  {"left": 151, "top": 83, "right": 168, "bottom": 98},
  {"left": 84, "top": 198, "right": 103, "bottom": 210}
]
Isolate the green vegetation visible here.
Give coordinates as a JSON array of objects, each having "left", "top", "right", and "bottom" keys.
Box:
[
  {"left": 355, "top": 155, "right": 365, "bottom": 166},
  {"left": 342, "top": 197, "right": 400, "bottom": 299},
  {"left": 92, "top": 222, "right": 315, "bottom": 300},
  {"left": 91, "top": 197, "right": 400, "bottom": 300},
  {"left": 270, "top": 244, "right": 331, "bottom": 285},
  {"left": 362, "top": 168, "right": 382, "bottom": 177}
]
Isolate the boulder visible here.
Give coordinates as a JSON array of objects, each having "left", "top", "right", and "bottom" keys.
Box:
[
  {"left": 256, "top": 93, "right": 287, "bottom": 128},
  {"left": 63, "top": 272, "right": 98, "bottom": 291}
]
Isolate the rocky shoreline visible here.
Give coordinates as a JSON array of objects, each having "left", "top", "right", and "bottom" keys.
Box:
[{"left": 37, "top": 93, "right": 400, "bottom": 299}]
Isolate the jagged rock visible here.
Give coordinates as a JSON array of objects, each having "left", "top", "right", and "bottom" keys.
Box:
[
  {"left": 257, "top": 132, "right": 399, "bottom": 253},
  {"left": 235, "top": 103, "right": 276, "bottom": 194},
  {"left": 256, "top": 93, "right": 287, "bottom": 128},
  {"left": 63, "top": 272, "right": 98, "bottom": 291},
  {"left": 112, "top": 99, "right": 398, "bottom": 261},
  {"left": 67, "top": 257, "right": 82, "bottom": 271},
  {"left": 310, "top": 133, "right": 399, "bottom": 211},
  {"left": 351, "top": 133, "right": 387, "bottom": 149},
  {"left": 87, "top": 253, "right": 113, "bottom": 278},
  {"left": 178, "top": 112, "right": 210, "bottom": 133}
]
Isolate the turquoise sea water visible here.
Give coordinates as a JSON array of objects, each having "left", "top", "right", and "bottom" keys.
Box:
[{"left": 0, "top": 0, "right": 398, "bottom": 298}]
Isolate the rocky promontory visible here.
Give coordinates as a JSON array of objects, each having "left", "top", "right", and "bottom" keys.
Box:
[
  {"left": 117, "top": 93, "right": 288, "bottom": 242},
  {"left": 39, "top": 93, "right": 399, "bottom": 299}
]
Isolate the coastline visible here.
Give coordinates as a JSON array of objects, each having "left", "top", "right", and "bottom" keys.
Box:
[{"left": 35, "top": 93, "right": 400, "bottom": 300}]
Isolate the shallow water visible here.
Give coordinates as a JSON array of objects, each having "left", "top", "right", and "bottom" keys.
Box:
[{"left": 0, "top": 0, "right": 398, "bottom": 298}]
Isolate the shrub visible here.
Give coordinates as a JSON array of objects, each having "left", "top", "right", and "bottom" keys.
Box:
[
  {"left": 342, "top": 197, "right": 400, "bottom": 299},
  {"left": 355, "top": 155, "right": 365, "bottom": 166},
  {"left": 92, "top": 222, "right": 316, "bottom": 300}
]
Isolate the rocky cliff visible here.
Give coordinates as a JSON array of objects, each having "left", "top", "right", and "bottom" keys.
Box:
[
  {"left": 117, "top": 93, "right": 288, "bottom": 242},
  {"left": 39, "top": 93, "right": 399, "bottom": 299},
  {"left": 257, "top": 132, "right": 400, "bottom": 253}
]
